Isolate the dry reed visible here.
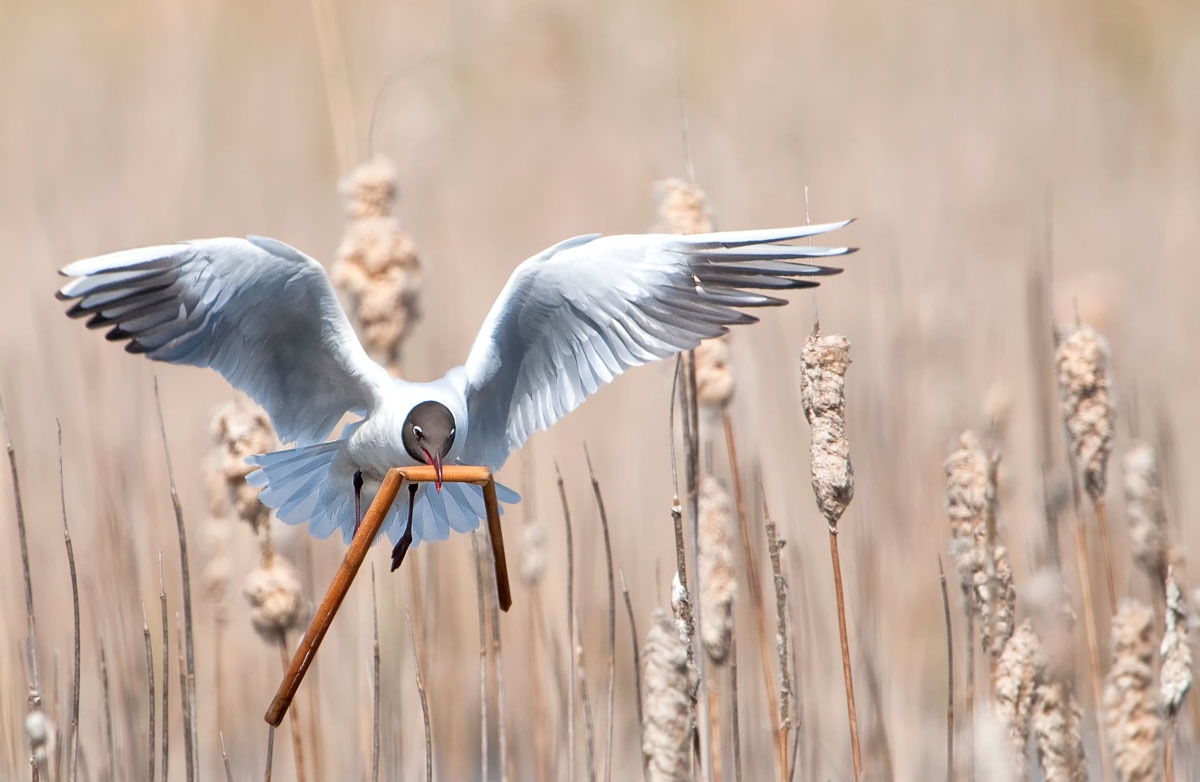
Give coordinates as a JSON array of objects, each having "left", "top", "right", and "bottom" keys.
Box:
[
  {"left": 1104, "top": 599, "right": 1163, "bottom": 782},
  {"left": 798, "top": 327, "right": 860, "bottom": 781}
]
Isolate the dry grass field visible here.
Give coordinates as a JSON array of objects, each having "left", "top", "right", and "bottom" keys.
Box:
[{"left": 2, "top": 1, "right": 1199, "bottom": 780}]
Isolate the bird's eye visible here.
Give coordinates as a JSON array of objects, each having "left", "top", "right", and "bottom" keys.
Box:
[
  {"left": 449, "top": 427, "right": 455, "bottom": 436},
  {"left": 413, "top": 425, "right": 423, "bottom": 439}
]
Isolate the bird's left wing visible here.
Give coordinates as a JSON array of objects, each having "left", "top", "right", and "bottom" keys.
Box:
[
  {"left": 57, "top": 236, "right": 392, "bottom": 444},
  {"left": 461, "top": 220, "right": 853, "bottom": 468}
]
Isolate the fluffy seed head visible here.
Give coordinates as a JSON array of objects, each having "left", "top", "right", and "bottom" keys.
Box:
[
  {"left": 800, "top": 331, "right": 854, "bottom": 523},
  {"left": 993, "top": 620, "right": 1042, "bottom": 782},
  {"left": 655, "top": 177, "right": 714, "bottom": 236},
  {"left": 978, "top": 544, "right": 1017, "bottom": 662},
  {"left": 244, "top": 556, "right": 307, "bottom": 642},
  {"left": 1123, "top": 442, "right": 1168, "bottom": 585},
  {"left": 1104, "top": 599, "right": 1163, "bottom": 782},
  {"left": 209, "top": 397, "right": 278, "bottom": 531},
  {"left": 333, "top": 156, "right": 422, "bottom": 370},
  {"left": 945, "top": 431, "right": 991, "bottom": 591},
  {"left": 698, "top": 476, "right": 736, "bottom": 664},
  {"left": 1032, "top": 679, "right": 1088, "bottom": 782},
  {"left": 643, "top": 609, "right": 694, "bottom": 781},
  {"left": 1054, "top": 324, "right": 1116, "bottom": 501},
  {"left": 694, "top": 335, "right": 734, "bottom": 410},
  {"left": 1161, "top": 569, "right": 1193, "bottom": 718}
]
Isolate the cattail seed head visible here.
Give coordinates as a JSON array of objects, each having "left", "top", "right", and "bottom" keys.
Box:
[
  {"left": 655, "top": 177, "right": 733, "bottom": 411},
  {"left": 993, "top": 620, "right": 1042, "bottom": 782},
  {"left": 670, "top": 571, "right": 692, "bottom": 651},
  {"left": 643, "top": 609, "right": 694, "bottom": 782},
  {"left": 1160, "top": 569, "right": 1193, "bottom": 718},
  {"left": 1033, "top": 679, "right": 1088, "bottom": 782},
  {"left": 1054, "top": 324, "right": 1116, "bottom": 501},
  {"left": 24, "top": 709, "right": 53, "bottom": 770},
  {"left": 244, "top": 556, "right": 308, "bottom": 642},
  {"left": 1104, "top": 599, "right": 1163, "bottom": 782},
  {"left": 654, "top": 177, "right": 714, "bottom": 236},
  {"left": 333, "top": 156, "right": 422, "bottom": 371},
  {"left": 978, "top": 544, "right": 1017, "bottom": 661},
  {"left": 698, "top": 476, "right": 736, "bottom": 664},
  {"left": 519, "top": 522, "right": 546, "bottom": 587},
  {"left": 945, "top": 431, "right": 990, "bottom": 591},
  {"left": 800, "top": 331, "right": 854, "bottom": 524},
  {"left": 209, "top": 398, "right": 278, "bottom": 532},
  {"left": 1123, "top": 442, "right": 1168, "bottom": 586}
]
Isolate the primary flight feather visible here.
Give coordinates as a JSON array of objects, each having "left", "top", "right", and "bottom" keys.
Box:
[{"left": 58, "top": 221, "right": 853, "bottom": 549}]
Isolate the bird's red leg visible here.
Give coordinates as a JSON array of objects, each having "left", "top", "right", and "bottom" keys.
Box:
[
  {"left": 390, "top": 484, "right": 418, "bottom": 572},
  {"left": 352, "top": 470, "right": 363, "bottom": 535}
]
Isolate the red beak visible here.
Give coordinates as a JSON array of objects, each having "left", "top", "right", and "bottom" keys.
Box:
[{"left": 421, "top": 448, "right": 443, "bottom": 492}]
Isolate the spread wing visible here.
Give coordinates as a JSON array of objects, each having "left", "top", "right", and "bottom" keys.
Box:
[
  {"left": 461, "top": 220, "right": 854, "bottom": 468},
  {"left": 57, "top": 236, "right": 392, "bottom": 444}
]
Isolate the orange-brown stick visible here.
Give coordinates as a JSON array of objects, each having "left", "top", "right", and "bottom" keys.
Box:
[{"left": 264, "top": 464, "right": 510, "bottom": 726}]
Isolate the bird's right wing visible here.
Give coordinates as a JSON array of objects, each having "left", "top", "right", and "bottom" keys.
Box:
[
  {"left": 461, "top": 220, "right": 853, "bottom": 469},
  {"left": 58, "top": 236, "right": 392, "bottom": 444}
]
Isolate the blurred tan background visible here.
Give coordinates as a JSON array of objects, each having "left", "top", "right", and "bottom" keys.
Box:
[{"left": 2, "top": 0, "right": 1199, "bottom": 779}]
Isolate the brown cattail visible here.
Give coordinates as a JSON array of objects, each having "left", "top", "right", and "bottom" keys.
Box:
[
  {"left": 799, "top": 331, "right": 854, "bottom": 524},
  {"left": 1033, "top": 680, "right": 1088, "bottom": 782},
  {"left": 979, "top": 544, "right": 1017, "bottom": 662},
  {"left": 1123, "top": 443, "right": 1168, "bottom": 587},
  {"left": 655, "top": 178, "right": 733, "bottom": 413},
  {"left": 332, "top": 157, "right": 422, "bottom": 371},
  {"left": 697, "top": 476, "right": 735, "bottom": 664},
  {"left": 243, "top": 556, "right": 308, "bottom": 643},
  {"left": 209, "top": 397, "right": 278, "bottom": 533},
  {"left": 945, "top": 431, "right": 990, "bottom": 592},
  {"left": 655, "top": 178, "right": 714, "bottom": 236},
  {"left": 1160, "top": 569, "right": 1192, "bottom": 718},
  {"left": 643, "top": 609, "right": 693, "bottom": 781},
  {"left": 1104, "top": 599, "right": 1163, "bottom": 782},
  {"left": 1055, "top": 324, "right": 1116, "bottom": 501},
  {"left": 1026, "top": 570, "right": 1088, "bottom": 781},
  {"left": 993, "top": 620, "right": 1041, "bottom": 782}
]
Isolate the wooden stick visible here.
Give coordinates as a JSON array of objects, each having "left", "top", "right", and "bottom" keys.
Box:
[{"left": 264, "top": 465, "right": 508, "bottom": 726}]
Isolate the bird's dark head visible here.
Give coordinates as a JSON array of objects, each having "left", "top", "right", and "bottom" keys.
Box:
[{"left": 401, "top": 401, "right": 456, "bottom": 491}]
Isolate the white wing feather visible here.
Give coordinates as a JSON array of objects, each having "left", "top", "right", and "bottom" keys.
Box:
[
  {"left": 461, "top": 220, "right": 854, "bottom": 468},
  {"left": 58, "top": 236, "right": 391, "bottom": 444}
]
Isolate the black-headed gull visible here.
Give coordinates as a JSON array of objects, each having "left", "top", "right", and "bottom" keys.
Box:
[{"left": 57, "top": 222, "right": 853, "bottom": 557}]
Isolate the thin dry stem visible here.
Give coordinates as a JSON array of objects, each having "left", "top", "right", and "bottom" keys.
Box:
[
  {"left": 264, "top": 725, "right": 275, "bottom": 782},
  {"left": 371, "top": 566, "right": 380, "bottom": 782},
  {"left": 472, "top": 532, "right": 490, "bottom": 782},
  {"left": 938, "top": 558, "right": 954, "bottom": 782},
  {"left": 142, "top": 603, "right": 155, "bottom": 782},
  {"left": 730, "top": 627, "right": 742, "bottom": 782},
  {"left": 1, "top": 393, "right": 40, "bottom": 703},
  {"left": 220, "top": 732, "right": 233, "bottom": 782},
  {"left": 160, "top": 553, "right": 169, "bottom": 782},
  {"left": 276, "top": 634, "right": 307, "bottom": 782},
  {"left": 1075, "top": 520, "right": 1111, "bottom": 782},
  {"left": 762, "top": 496, "right": 792, "bottom": 755},
  {"left": 154, "top": 380, "right": 197, "bottom": 782},
  {"left": 556, "top": 464, "right": 577, "bottom": 782},
  {"left": 722, "top": 412, "right": 786, "bottom": 780},
  {"left": 620, "top": 570, "right": 647, "bottom": 782},
  {"left": 584, "top": 447, "right": 617, "bottom": 782},
  {"left": 486, "top": 535, "right": 509, "bottom": 782},
  {"left": 682, "top": 351, "right": 712, "bottom": 782},
  {"left": 57, "top": 425, "right": 80, "bottom": 782},
  {"left": 100, "top": 643, "right": 114, "bottom": 782},
  {"left": 575, "top": 614, "right": 597, "bottom": 782},
  {"left": 828, "top": 528, "right": 862, "bottom": 782},
  {"left": 406, "top": 611, "right": 433, "bottom": 782}
]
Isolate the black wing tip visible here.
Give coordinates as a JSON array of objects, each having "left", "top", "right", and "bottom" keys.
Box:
[
  {"left": 105, "top": 325, "right": 132, "bottom": 342},
  {"left": 86, "top": 313, "right": 114, "bottom": 329},
  {"left": 125, "top": 340, "right": 150, "bottom": 355}
]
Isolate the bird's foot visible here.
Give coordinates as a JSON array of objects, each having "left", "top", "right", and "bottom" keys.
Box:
[
  {"left": 352, "top": 470, "right": 363, "bottom": 536},
  {"left": 390, "top": 483, "right": 418, "bottom": 572}
]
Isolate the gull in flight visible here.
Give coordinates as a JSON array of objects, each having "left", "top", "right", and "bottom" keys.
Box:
[{"left": 58, "top": 221, "right": 853, "bottom": 567}]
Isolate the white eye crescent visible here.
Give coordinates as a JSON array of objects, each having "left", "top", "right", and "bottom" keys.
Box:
[
  {"left": 413, "top": 425, "right": 423, "bottom": 438},
  {"left": 449, "top": 427, "right": 455, "bottom": 436}
]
